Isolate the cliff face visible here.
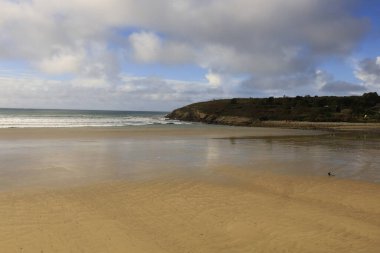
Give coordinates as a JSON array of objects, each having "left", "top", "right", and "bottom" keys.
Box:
[
  {"left": 167, "top": 105, "right": 254, "bottom": 126},
  {"left": 166, "top": 93, "right": 380, "bottom": 126}
]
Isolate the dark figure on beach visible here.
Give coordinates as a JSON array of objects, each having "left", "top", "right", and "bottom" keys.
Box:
[{"left": 328, "top": 172, "right": 335, "bottom": 177}]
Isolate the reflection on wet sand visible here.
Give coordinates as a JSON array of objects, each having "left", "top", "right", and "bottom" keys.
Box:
[
  {"left": 0, "top": 126, "right": 379, "bottom": 252},
  {"left": 0, "top": 128, "right": 379, "bottom": 190},
  {"left": 225, "top": 134, "right": 380, "bottom": 181}
]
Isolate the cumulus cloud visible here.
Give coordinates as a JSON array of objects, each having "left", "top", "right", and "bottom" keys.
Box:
[
  {"left": 355, "top": 56, "right": 380, "bottom": 91},
  {"left": 129, "top": 32, "right": 162, "bottom": 63},
  {"left": 117, "top": 75, "right": 223, "bottom": 103},
  {"left": 0, "top": 0, "right": 373, "bottom": 109},
  {"left": 0, "top": 71, "right": 224, "bottom": 110},
  {"left": 0, "top": 1, "right": 367, "bottom": 70},
  {"left": 241, "top": 72, "right": 317, "bottom": 92},
  {"left": 241, "top": 69, "right": 368, "bottom": 97},
  {"left": 320, "top": 81, "right": 366, "bottom": 93},
  {"left": 205, "top": 71, "right": 222, "bottom": 88},
  {"left": 317, "top": 70, "right": 366, "bottom": 95},
  {"left": 128, "top": 31, "right": 194, "bottom": 64},
  {"left": 36, "top": 47, "right": 84, "bottom": 75}
]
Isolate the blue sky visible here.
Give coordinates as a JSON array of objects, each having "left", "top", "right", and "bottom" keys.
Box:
[{"left": 0, "top": 0, "right": 379, "bottom": 110}]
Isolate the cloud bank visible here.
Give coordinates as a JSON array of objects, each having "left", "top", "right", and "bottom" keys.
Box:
[{"left": 0, "top": 0, "right": 375, "bottom": 109}]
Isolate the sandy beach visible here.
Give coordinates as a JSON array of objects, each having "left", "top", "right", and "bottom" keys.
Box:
[
  {"left": 0, "top": 170, "right": 379, "bottom": 253},
  {"left": 0, "top": 126, "right": 379, "bottom": 252},
  {"left": 254, "top": 121, "right": 380, "bottom": 133},
  {"left": 0, "top": 124, "right": 323, "bottom": 140},
  {"left": 2, "top": 0, "right": 380, "bottom": 251}
]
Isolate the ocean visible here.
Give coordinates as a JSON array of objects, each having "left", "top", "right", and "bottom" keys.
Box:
[{"left": 0, "top": 108, "right": 188, "bottom": 128}]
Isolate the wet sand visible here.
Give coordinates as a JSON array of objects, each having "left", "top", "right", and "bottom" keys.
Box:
[
  {"left": 0, "top": 124, "right": 322, "bottom": 140},
  {"left": 0, "top": 126, "right": 379, "bottom": 252},
  {"left": 256, "top": 121, "right": 380, "bottom": 133}
]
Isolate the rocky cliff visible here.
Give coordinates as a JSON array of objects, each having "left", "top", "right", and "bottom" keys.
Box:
[
  {"left": 166, "top": 93, "right": 380, "bottom": 126},
  {"left": 167, "top": 104, "right": 254, "bottom": 126}
]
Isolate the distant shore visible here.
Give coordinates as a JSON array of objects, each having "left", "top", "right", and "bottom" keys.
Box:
[
  {"left": 251, "top": 120, "right": 380, "bottom": 134},
  {"left": 166, "top": 94, "right": 380, "bottom": 134},
  {"left": 166, "top": 93, "right": 380, "bottom": 127},
  {"left": 165, "top": 113, "right": 380, "bottom": 134}
]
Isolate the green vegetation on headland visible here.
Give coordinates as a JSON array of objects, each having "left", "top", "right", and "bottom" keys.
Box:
[{"left": 167, "top": 92, "right": 380, "bottom": 126}]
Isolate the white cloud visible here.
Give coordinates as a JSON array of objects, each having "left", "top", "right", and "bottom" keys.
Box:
[
  {"left": 320, "top": 81, "right": 366, "bottom": 94},
  {"left": 129, "top": 31, "right": 162, "bottom": 63},
  {"left": 0, "top": 0, "right": 367, "bottom": 72},
  {"left": 0, "top": 71, "right": 226, "bottom": 110},
  {"left": 354, "top": 56, "right": 380, "bottom": 91},
  {"left": 316, "top": 70, "right": 366, "bottom": 95},
  {"left": 71, "top": 77, "right": 110, "bottom": 89},
  {"left": 241, "top": 71, "right": 318, "bottom": 93},
  {"left": 118, "top": 75, "right": 224, "bottom": 102},
  {"left": 128, "top": 31, "right": 194, "bottom": 64},
  {"left": 205, "top": 71, "right": 222, "bottom": 88},
  {"left": 36, "top": 47, "right": 83, "bottom": 75},
  {"left": 0, "top": 0, "right": 372, "bottom": 109},
  {"left": 239, "top": 69, "right": 368, "bottom": 97}
]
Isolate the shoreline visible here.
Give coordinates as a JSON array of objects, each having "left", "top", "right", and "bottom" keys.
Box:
[
  {"left": 252, "top": 120, "right": 380, "bottom": 134},
  {"left": 0, "top": 124, "right": 324, "bottom": 140},
  {"left": 166, "top": 120, "right": 380, "bottom": 134},
  {"left": 1, "top": 120, "right": 379, "bottom": 141}
]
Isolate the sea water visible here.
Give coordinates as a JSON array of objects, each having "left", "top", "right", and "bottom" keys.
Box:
[{"left": 0, "top": 108, "right": 187, "bottom": 128}]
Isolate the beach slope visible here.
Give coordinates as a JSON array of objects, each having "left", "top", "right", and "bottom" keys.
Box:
[{"left": 0, "top": 171, "right": 379, "bottom": 253}]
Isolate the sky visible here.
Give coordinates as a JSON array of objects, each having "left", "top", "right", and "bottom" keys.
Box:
[{"left": 0, "top": 0, "right": 379, "bottom": 111}]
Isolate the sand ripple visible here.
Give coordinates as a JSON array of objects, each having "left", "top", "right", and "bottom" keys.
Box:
[{"left": 0, "top": 171, "right": 379, "bottom": 252}]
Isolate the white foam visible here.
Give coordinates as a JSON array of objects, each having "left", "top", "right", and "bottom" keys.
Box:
[{"left": 0, "top": 115, "right": 189, "bottom": 128}]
